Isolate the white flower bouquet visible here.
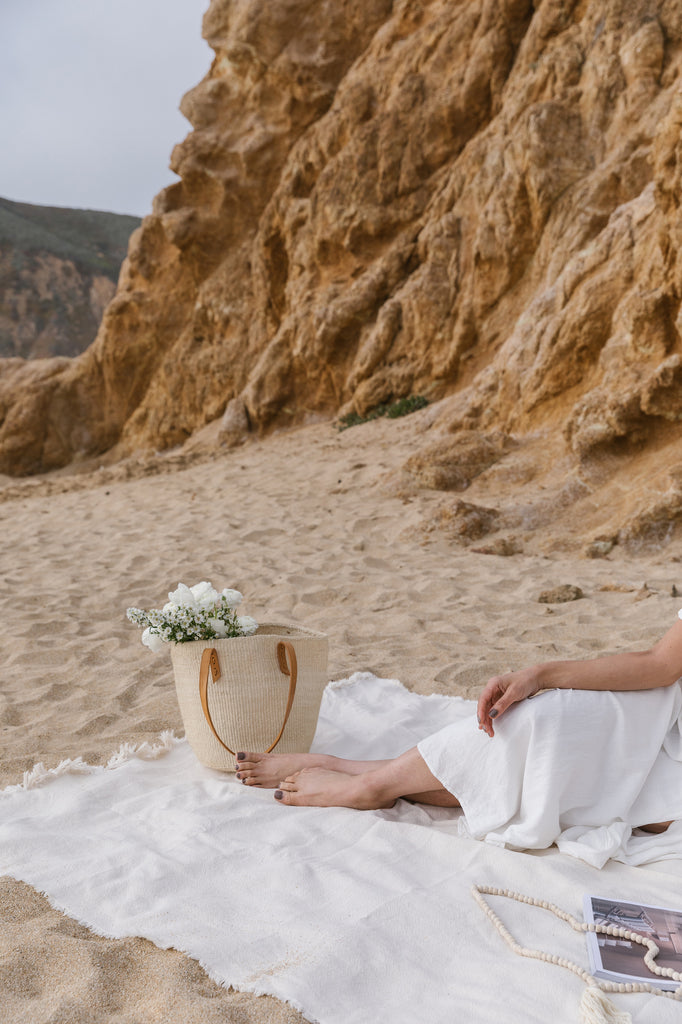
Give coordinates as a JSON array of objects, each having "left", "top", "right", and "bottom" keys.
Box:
[{"left": 127, "top": 581, "right": 258, "bottom": 653}]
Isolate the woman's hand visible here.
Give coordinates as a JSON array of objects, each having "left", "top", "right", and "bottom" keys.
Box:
[
  {"left": 477, "top": 666, "right": 543, "bottom": 737},
  {"left": 476, "top": 617, "right": 682, "bottom": 737}
]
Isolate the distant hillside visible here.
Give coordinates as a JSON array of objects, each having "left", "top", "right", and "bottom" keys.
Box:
[{"left": 0, "top": 197, "right": 140, "bottom": 358}]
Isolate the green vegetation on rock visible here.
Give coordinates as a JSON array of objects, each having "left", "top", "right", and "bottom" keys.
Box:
[{"left": 337, "top": 395, "right": 429, "bottom": 431}]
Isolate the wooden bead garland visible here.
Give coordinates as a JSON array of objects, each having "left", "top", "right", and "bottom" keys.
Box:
[{"left": 472, "top": 885, "right": 682, "bottom": 1023}]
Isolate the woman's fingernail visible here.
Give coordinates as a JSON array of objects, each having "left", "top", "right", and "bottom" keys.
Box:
[
  {"left": 274, "top": 790, "right": 283, "bottom": 800},
  {"left": 489, "top": 709, "right": 498, "bottom": 718},
  {"left": 237, "top": 753, "right": 246, "bottom": 761}
]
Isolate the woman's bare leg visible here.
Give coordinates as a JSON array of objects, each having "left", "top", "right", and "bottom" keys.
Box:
[
  {"left": 640, "top": 820, "right": 673, "bottom": 833},
  {"left": 274, "top": 746, "right": 460, "bottom": 810},
  {"left": 235, "top": 752, "right": 394, "bottom": 789},
  {"left": 403, "top": 789, "right": 461, "bottom": 807}
]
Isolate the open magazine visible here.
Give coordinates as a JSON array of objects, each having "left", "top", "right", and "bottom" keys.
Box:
[{"left": 583, "top": 895, "right": 682, "bottom": 991}]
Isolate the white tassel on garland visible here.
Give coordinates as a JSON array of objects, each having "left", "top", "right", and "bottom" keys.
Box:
[
  {"left": 579, "top": 985, "right": 632, "bottom": 1024},
  {"left": 472, "top": 885, "right": 682, "bottom": 1024}
]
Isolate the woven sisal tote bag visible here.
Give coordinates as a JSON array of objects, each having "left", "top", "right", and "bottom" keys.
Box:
[{"left": 170, "top": 623, "right": 329, "bottom": 771}]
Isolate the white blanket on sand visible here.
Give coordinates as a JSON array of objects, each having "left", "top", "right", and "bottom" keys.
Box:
[{"left": 2, "top": 674, "right": 682, "bottom": 1024}]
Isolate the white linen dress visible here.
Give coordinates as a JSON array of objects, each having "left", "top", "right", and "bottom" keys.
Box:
[{"left": 417, "top": 673, "right": 682, "bottom": 867}]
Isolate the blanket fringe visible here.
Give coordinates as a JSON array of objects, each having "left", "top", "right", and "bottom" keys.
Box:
[
  {"left": 326, "top": 672, "right": 390, "bottom": 691},
  {"left": 326, "top": 673, "right": 466, "bottom": 704},
  {"left": 2, "top": 731, "right": 181, "bottom": 793}
]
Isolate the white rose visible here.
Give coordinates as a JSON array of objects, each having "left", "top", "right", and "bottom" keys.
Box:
[
  {"left": 141, "top": 628, "right": 166, "bottom": 653},
  {"left": 207, "top": 617, "right": 228, "bottom": 638},
  {"left": 220, "top": 588, "right": 243, "bottom": 608},
  {"left": 237, "top": 615, "right": 258, "bottom": 636},
  {"left": 167, "top": 583, "right": 198, "bottom": 609},
  {"left": 190, "top": 581, "right": 220, "bottom": 611}
]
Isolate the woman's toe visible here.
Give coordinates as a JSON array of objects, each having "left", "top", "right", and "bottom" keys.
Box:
[{"left": 274, "top": 789, "right": 297, "bottom": 805}]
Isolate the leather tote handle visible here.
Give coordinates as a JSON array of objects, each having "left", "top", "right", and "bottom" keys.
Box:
[{"left": 198, "top": 641, "right": 298, "bottom": 756}]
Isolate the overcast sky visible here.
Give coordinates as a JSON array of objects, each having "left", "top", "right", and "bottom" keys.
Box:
[{"left": 1, "top": 0, "right": 211, "bottom": 217}]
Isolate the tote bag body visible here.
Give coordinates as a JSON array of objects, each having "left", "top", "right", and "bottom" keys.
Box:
[{"left": 170, "top": 623, "right": 328, "bottom": 771}]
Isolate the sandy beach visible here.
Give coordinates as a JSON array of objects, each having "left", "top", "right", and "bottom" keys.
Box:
[{"left": 1, "top": 410, "right": 680, "bottom": 1023}]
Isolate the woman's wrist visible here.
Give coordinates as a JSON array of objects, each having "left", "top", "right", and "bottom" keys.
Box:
[{"left": 530, "top": 662, "right": 555, "bottom": 691}]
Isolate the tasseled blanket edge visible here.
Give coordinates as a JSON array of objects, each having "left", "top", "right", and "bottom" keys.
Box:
[{"left": 1, "top": 730, "right": 182, "bottom": 793}]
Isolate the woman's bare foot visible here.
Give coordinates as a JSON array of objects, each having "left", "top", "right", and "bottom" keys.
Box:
[
  {"left": 235, "top": 751, "right": 391, "bottom": 788},
  {"left": 273, "top": 767, "right": 396, "bottom": 809}
]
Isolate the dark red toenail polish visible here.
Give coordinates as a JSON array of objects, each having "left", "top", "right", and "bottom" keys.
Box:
[
  {"left": 274, "top": 790, "right": 283, "bottom": 800},
  {"left": 237, "top": 753, "right": 246, "bottom": 760},
  {"left": 236, "top": 773, "right": 242, "bottom": 779},
  {"left": 241, "top": 778, "right": 246, "bottom": 784}
]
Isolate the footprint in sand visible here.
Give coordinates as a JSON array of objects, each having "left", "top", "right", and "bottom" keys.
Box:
[{"left": 76, "top": 714, "right": 119, "bottom": 737}]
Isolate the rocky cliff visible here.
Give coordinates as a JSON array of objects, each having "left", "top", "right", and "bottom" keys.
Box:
[
  {"left": 2, "top": 0, "right": 682, "bottom": 550},
  {"left": 0, "top": 198, "right": 139, "bottom": 359}
]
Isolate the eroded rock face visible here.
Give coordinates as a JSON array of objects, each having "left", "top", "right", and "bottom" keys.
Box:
[{"left": 2, "top": 0, "right": 682, "bottom": 548}]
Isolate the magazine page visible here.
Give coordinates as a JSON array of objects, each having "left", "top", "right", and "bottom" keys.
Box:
[{"left": 583, "top": 895, "right": 682, "bottom": 992}]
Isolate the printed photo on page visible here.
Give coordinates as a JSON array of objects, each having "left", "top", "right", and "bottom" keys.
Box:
[{"left": 583, "top": 895, "right": 682, "bottom": 991}]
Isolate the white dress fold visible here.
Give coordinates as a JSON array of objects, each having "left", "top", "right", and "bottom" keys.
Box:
[{"left": 417, "top": 680, "right": 682, "bottom": 866}]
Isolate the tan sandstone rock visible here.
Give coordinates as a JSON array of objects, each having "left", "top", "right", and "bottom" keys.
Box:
[
  {"left": 430, "top": 499, "right": 501, "bottom": 543},
  {"left": 402, "top": 431, "right": 516, "bottom": 491},
  {"left": 218, "top": 396, "right": 250, "bottom": 447},
  {"left": 2, "top": 0, "right": 682, "bottom": 549},
  {"left": 538, "top": 584, "right": 584, "bottom": 604}
]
